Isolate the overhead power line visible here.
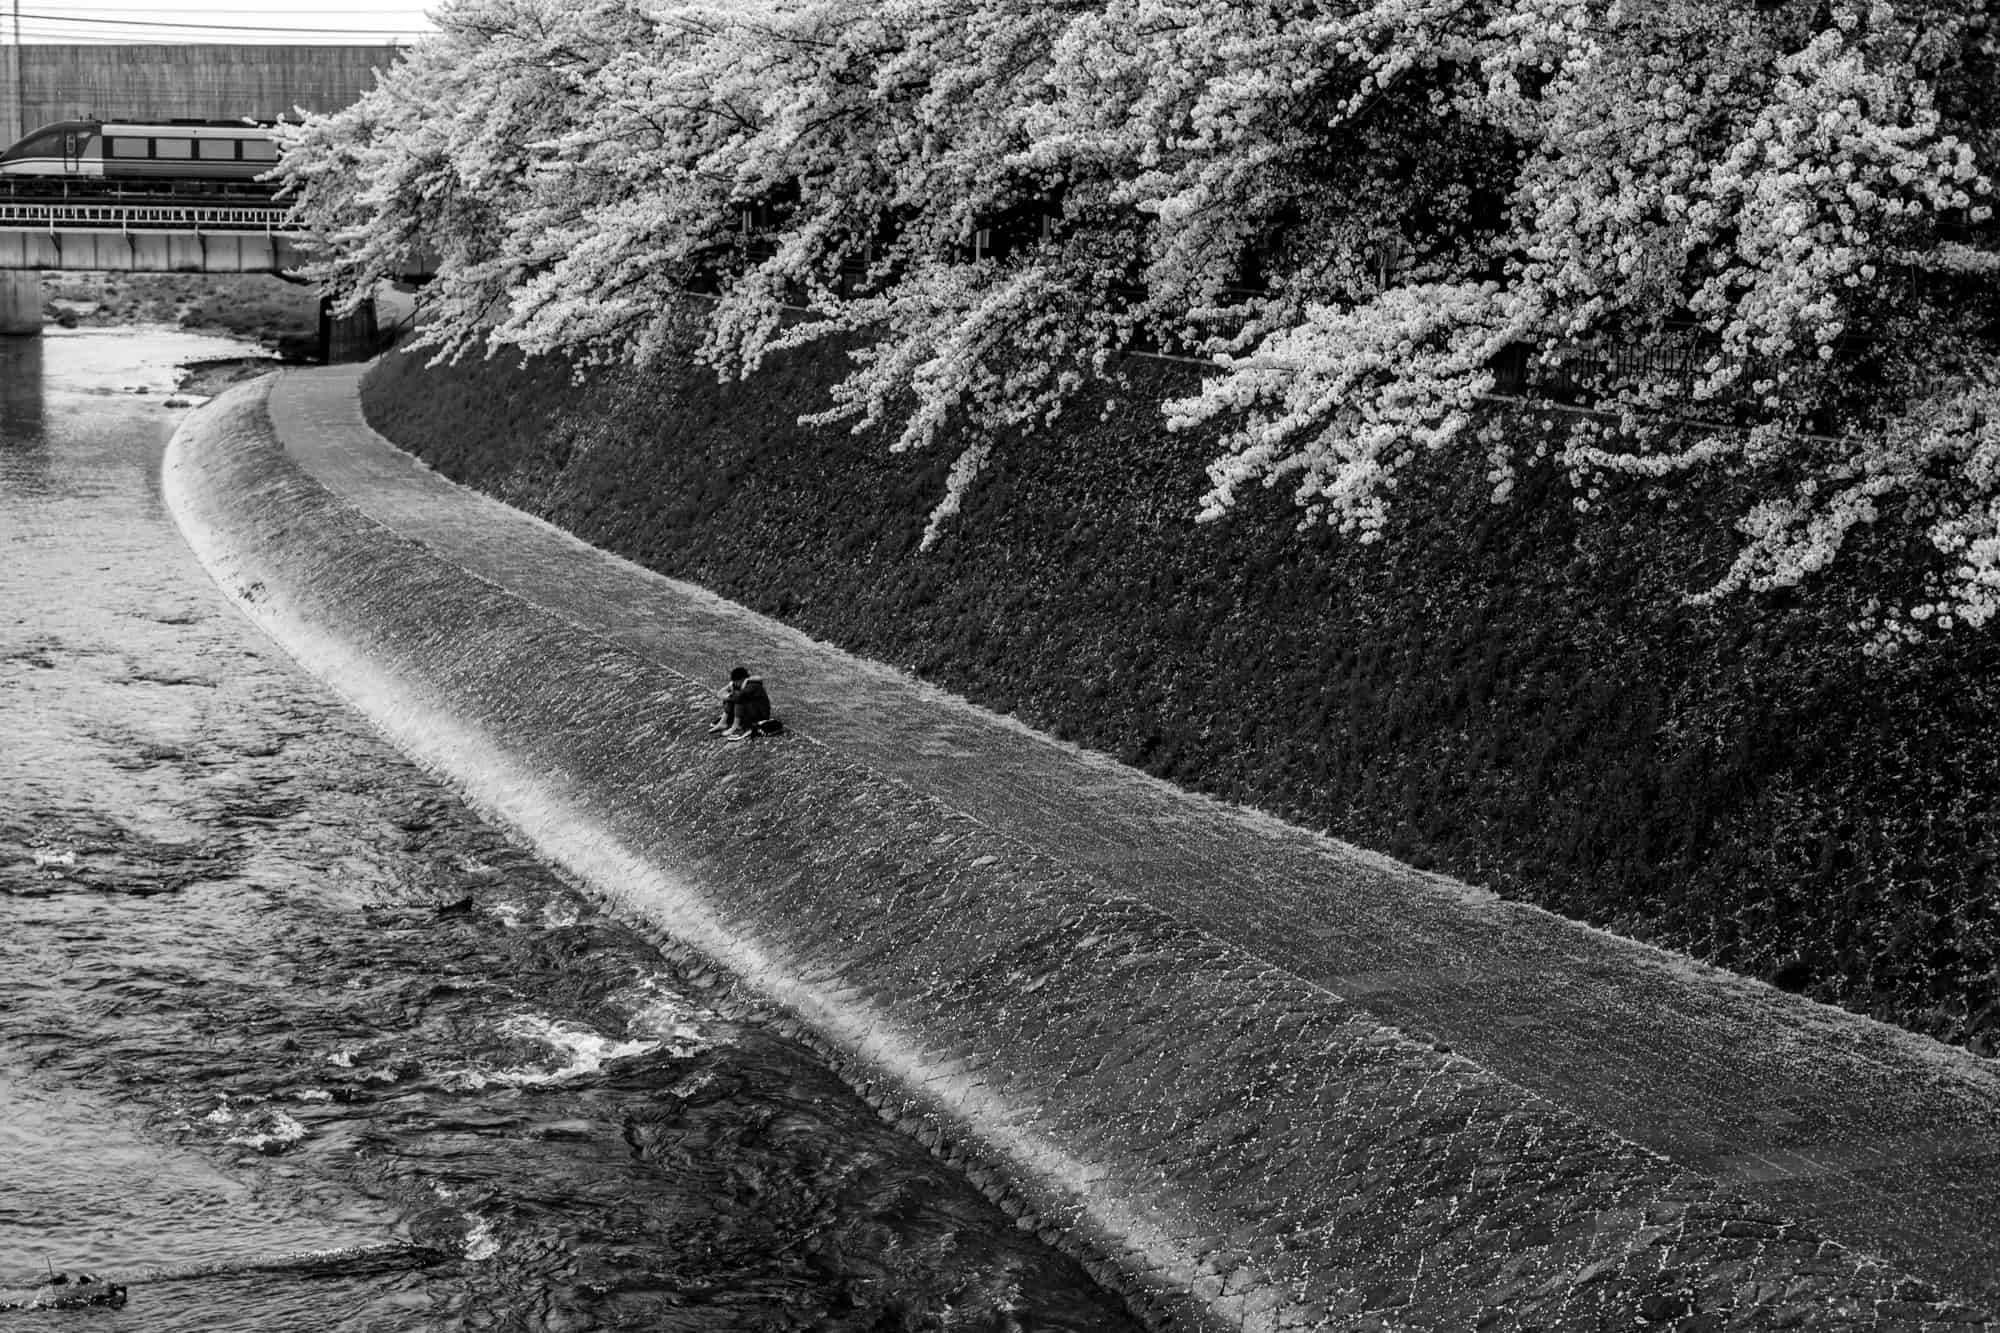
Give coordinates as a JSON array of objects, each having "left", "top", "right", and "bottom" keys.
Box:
[
  {"left": 13, "top": 11, "right": 432, "bottom": 37},
  {"left": 50, "top": 5, "right": 424, "bottom": 10}
]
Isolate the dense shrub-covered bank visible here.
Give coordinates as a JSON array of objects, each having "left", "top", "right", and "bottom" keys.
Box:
[{"left": 362, "top": 344, "right": 2000, "bottom": 1056}]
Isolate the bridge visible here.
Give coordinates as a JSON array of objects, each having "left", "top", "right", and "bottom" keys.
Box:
[
  {"left": 0, "top": 199, "right": 302, "bottom": 272},
  {"left": 0, "top": 44, "right": 402, "bottom": 357}
]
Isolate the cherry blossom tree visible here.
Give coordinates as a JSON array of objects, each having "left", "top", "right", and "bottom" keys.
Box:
[{"left": 276, "top": 0, "right": 1998, "bottom": 629}]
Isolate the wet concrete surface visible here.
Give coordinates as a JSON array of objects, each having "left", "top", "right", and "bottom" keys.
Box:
[
  {"left": 153, "top": 366, "right": 2000, "bottom": 1330},
  {"left": 265, "top": 365, "right": 2000, "bottom": 1320}
]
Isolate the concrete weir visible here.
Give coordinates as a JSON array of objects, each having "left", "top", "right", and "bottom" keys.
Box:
[{"left": 164, "top": 379, "right": 1997, "bottom": 1333}]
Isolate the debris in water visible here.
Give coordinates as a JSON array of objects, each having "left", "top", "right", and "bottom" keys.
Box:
[{"left": 0, "top": 1270, "right": 129, "bottom": 1312}]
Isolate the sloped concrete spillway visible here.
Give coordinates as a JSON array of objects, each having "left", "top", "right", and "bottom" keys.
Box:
[{"left": 164, "top": 378, "right": 1998, "bottom": 1333}]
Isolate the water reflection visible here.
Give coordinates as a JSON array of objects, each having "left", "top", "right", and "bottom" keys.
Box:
[{"left": 0, "top": 335, "right": 48, "bottom": 495}]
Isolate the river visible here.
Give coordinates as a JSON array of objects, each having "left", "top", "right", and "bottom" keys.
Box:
[{"left": 0, "top": 328, "right": 1140, "bottom": 1332}]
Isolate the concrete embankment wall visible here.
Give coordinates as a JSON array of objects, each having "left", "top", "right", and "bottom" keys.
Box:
[
  {"left": 163, "top": 381, "right": 1977, "bottom": 1333},
  {"left": 0, "top": 44, "right": 400, "bottom": 144}
]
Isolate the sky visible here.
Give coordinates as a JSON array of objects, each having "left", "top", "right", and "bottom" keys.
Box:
[{"left": 6, "top": 2, "right": 441, "bottom": 45}]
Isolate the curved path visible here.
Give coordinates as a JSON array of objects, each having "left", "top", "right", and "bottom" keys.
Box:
[{"left": 168, "top": 367, "right": 2000, "bottom": 1331}]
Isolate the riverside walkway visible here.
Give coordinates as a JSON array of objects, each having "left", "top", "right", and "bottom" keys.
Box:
[{"left": 248, "top": 364, "right": 2000, "bottom": 1328}]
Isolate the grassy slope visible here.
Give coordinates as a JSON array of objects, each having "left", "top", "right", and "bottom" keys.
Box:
[{"left": 363, "top": 340, "right": 2000, "bottom": 1056}]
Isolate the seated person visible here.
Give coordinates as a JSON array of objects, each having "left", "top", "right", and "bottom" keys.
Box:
[{"left": 708, "top": 666, "right": 772, "bottom": 740}]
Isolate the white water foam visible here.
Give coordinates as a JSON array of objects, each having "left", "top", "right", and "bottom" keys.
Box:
[
  {"left": 460, "top": 1214, "right": 500, "bottom": 1263},
  {"left": 436, "top": 1013, "right": 678, "bottom": 1092},
  {"left": 421, "top": 1181, "right": 500, "bottom": 1262},
  {"left": 495, "top": 1013, "right": 666, "bottom": 1081},
  {"left": 618, "top": 982, "right": 719, "bottom": 1049},
  {"left": 201, "top": 1099, "right": 310, "bottom": 1155}
]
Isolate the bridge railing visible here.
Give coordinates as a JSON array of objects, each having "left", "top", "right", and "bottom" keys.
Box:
[{"left": 0, "top": 200, "right": 295, "bottom": 232}]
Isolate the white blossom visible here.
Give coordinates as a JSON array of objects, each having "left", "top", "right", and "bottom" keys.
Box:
[{"left": 275, "top": 0, "right": 2000, "bottom": 633}]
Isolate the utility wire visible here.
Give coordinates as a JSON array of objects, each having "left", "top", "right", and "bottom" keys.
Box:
[
  {"left": 9, "top": 30, "right": 423, "bottom": 45},
  {"left": 14, "top": 11, "right": 432, "bottom": 36},
  {"left": 50, "top": 5, "right": 424, "bottom": 10}
]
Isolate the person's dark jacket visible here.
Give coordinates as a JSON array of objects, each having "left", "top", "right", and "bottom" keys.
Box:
[{"left": 727, "top": 675, "right": 772, "bottom": 727}]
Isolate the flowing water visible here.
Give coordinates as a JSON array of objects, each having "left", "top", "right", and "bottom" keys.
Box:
[{"left": 0, "top": 329, "right": 1140, "bottom": 1333}]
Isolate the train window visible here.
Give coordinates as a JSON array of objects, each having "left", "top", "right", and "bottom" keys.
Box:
[
  {"left": 155, "top": 137, "right": 193, "bottom": 159},
  {"left": 196, "top": 138, "right": 238, "bottom": 161},
  {"left": 241, "top": 138, "right": 277, "bottom": 162},
  {"left": 108, "top": 137, "right": 149, "bottom": 159},
  {"left": 15, "top": 128, "right": 65, "bottom": 157}
]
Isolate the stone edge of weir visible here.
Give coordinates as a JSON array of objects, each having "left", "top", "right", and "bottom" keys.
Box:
[{"left": 158, "top": 377, "right": 1996, "bottom": 1333}]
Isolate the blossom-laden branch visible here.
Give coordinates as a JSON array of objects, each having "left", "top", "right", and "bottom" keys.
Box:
[
  {"left": 1169, "top": 280, "right": 1531, "bottom": 538},
  {"left": 278, "top": 0, "right": 2000, "bottom": 635}
]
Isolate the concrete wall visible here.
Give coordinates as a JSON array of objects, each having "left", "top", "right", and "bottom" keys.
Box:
[
  {"left": 0, "top": 43, "right": 17, "bottom": 148},
  {"left": 0, "top": 44, "right": 401, "bottom": 146}
]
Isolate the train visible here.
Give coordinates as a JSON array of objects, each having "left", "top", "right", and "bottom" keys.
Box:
[{"left": 0, "top": 119, "right": 282, "bottom": 193}]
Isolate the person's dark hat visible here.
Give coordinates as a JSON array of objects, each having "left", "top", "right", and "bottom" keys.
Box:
[{"left": 729, "top": 666, "right": 750, "bottom": 681}]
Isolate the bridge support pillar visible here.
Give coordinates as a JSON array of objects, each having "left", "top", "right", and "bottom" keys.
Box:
[
  {"left": 0, "top": 272, "right": 41, "bottom": 337},
  {"left": 318, "top": 295, "right": 378, "bottom": 364}
]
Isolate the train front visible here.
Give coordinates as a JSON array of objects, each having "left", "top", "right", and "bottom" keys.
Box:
[{"left": 0, "top": 122, "right": 104, "bottom": 179}]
